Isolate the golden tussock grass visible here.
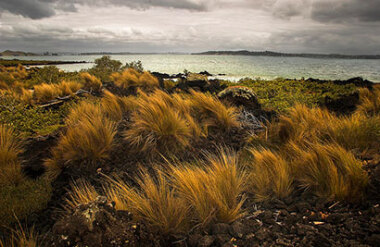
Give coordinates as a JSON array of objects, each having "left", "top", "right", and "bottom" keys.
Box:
[
  {"left": 246, "top": 148, "right": 293, "bottom": 202},
  {"left": 57, "top": 80, "right": 82, "bottom": 96},
  {"left": 100, "top": 90, "right": 137, "bottom": 121},
  {"left": 65, "top": 101, "right": 104, "bottom": 127},
  {"left": 124, "top": 90, "right": 200, "bottom": 155},
  {"left": 106, "top": 170, "right": 190, "bottom": 235},
  {"left": 0, "top": 226, "right": 39, "bottom": 247},
  {"left": 33, "top": 80, "right": 83, "bottom": 104},
  {"left": 33, "top": 83, "right": 61, "bottom": 103},
  {"left": 111, "top": 68, "right": 159, "bottom": 90},
  {"left": 80, "top": 72, "right": 102, "bottom": 92},
  {"left": 287, "top": 142, "right": 368, "bottom": 202},
  {"left": 270, "top": 104, "right": 380, "bottom": 152},
  {"left": 356, "top": 86, "right": 380, "bottom": 116},
  {"left": 45, "top": 113, "right": 117, "bottom": 179},
  {"left": 171, "top": 149, "right": 246, "bottom": 225},
  {"left": 328, "top": 113, "right": 380, "bottom": 152},
  {"left": 0, "top": 124, "right": 24, "bottom": 185},
  {"left": 64, "top": 180, "right": 99, "bottom": 212},
  {"left": 189, "top": 89, "right": 240, "bottom": 133}
]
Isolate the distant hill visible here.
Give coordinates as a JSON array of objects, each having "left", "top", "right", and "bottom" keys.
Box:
[
  {"left": 193, "top": 50, "right": 380, "bottom": 59},
  {"left": 0, "top": 50, "right": 37, "bottom": 56}
]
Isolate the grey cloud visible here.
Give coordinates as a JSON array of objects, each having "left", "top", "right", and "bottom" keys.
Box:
[
  {"left": 311, "top": 0, "right": 380, "bottom": 22},
  {"left": 0, "top": 0, "right": 56, "bottom": 19},
  {"left": 0, "top": 0, "right": 208, "bottom": 19}
]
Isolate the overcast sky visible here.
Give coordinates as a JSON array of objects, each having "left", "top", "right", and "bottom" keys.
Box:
[{"left": 0, "top": 0, "right": 379, "bottom": 54}]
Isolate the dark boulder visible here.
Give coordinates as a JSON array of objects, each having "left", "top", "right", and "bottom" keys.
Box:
[
  {"left": 217, "top": 86, "right": 261, "bottom": 111},
  {"left": 49, "top": 197, "right": 157, "bottom": 247}
]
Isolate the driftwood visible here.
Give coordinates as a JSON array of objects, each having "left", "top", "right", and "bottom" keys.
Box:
[{"left": 38, "top": 89, "right": 91, "bottom": 109}]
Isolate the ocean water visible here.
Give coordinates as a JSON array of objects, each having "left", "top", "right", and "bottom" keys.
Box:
[{"left": 3, "top": 54, "right": 380, "bottom": 82}]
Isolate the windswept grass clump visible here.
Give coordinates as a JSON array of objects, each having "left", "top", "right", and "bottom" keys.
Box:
[
  {"left": 64, "top": 180, "right": 99, "bottom": 212},
  {"left": 356, "top": 86, "right": 380, "bottom": 116},
  {"left": 246, "top": 148, "right": 293, "bottom": 201},
  {"left": 102, "top": 149, "right": 246, "bottom": 235},
  {"left": 190, "top": 89, "right": 240, "bottom": 133},
  {"left": 100, "top": 90, "right": 137, "bottom": 121},
  {"left": 269, "top": 104, "right": 380, "bottom": 152},
  {"left": 0, "top": 226, "right": 40, "bottom": 247},
  {"left": 33, "top": 80, "right": 83, "bottom": 104},
  {"left": 80, "top": 72, "right": 102, "bottom": 92},
  {"left": 124, "top": 90, "right": 200, "bottom": 155},
  {"left": 111, "top": 68, "right": 159, "bottom": 91},
  {"left": 106, "top": 170, "right": 190, "bottom": 235},
  {"left": 33, "top": 83, "right": 61, "bottom": 103},
  {"left": 45, "top": 103, "right": 117, "bottom": 179},
  {"left": 288, "top": 142, "right": 368, "bottom": 202},
  {"left": 171, "top": 149, "right": 246, "bottom": 224},
  {"left": 0, "top": 124, "right": 24, "bottom": 185}
]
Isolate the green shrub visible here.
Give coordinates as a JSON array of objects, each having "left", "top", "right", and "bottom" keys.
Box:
[{"left": 0, "top": 179, "right": 52, "bottom": 228}]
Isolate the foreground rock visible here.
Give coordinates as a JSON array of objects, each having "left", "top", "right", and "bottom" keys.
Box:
[{"left": 49, "top": 197, "right": 158, "bottom": 247}]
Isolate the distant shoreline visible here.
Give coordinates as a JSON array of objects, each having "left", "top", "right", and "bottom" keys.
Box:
[
  {"left": 192, "top": 50, "right": 380, "bottom": 60},
  {"left": 0, "top": 59, "right": 88, "bottom": 67}
]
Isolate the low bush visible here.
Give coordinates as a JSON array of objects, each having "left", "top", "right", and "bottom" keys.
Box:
[{"left": 0, "top": 179, "right": 52, "bottom": 228}]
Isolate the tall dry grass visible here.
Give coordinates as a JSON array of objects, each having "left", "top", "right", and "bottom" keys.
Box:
[
  {"left": 106, "top": 170, "right": 190, "bottom": 235},
  {"left": 356, "top": 86, "right": 380, "bottom": 116},
  {"left": 124, "top": 90, "right": 200, "bottom": 155},
  {"left": 0, "top": 124, "right": 24, "bottom": 185},
  {"left": 45, "top": 110, "right": 117, "bottom": 179},
  {"left": 80, "top": 72, "right": 102, "bottom": 92},
  {"left": 100, "top": 90, "right": 137, "bottom": 121},
  {"left": 33, "top": 83, "right": 61, "bottom": 103},
  {"left": 189, "top": 90, "right": 240, "bottom": 133},
  {"left": 64, "top": 180, "right": 99, "bottom": 212},
  {"left": 288, "top": 142, "right": 368, "bottom": 202},
  {"left": 111, "top": 68, "right": 159, "bottom": 90},
  {"left": 0, "top": 226, "right": 39, "bottom": 247},
  {"left": 246, "top": 148, "right": 293, "bottom": 201},
  {"left": 171, "top": 149, "right": 246, "bottom": 224},
  {"left": 269, "top": 104, "right": 380, "bottom": 152}
]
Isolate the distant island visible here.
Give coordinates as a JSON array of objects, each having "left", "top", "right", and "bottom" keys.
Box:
[
  {"left": 193, "top": 50, "right": 380, "bottom": 59},
  {"left": 0, "top": 50, "right": 37, "bottom": 56}
]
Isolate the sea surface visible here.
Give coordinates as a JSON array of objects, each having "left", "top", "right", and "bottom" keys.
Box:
[{"left": 3, "top": 54, "right": 380, "bottom": 82}]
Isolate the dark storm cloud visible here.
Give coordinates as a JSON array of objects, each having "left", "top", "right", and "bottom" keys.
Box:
[
  {"left": 0, "top": 0, "right": 56, "bottom": 19},
  {"left": 311, "top": 0, "right": 380, "bottom": 22},
  {"left": 0, "top": 0, "right": 208, "bottom": 20}
]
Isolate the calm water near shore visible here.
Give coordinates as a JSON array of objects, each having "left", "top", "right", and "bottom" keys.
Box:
[{"left": 3, "top": 54, "right": 380, "bottom": 82}]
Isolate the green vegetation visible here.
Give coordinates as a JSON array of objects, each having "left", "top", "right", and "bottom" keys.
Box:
[
  {"left": 226, "top": 78, "right": 357, "bottom": 112},
  {"left": 0, "top": 179, "right": 52, "bottom": 228}
]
